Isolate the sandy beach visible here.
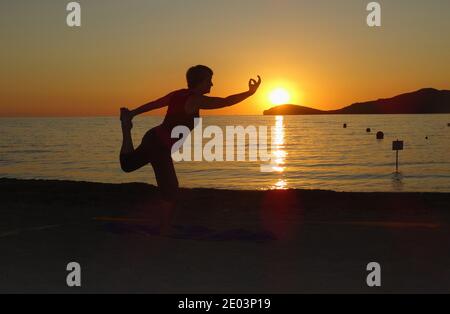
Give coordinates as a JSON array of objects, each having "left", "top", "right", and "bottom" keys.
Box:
[{"left": 0, "top": 177, "right": 449, "bottom": 293}]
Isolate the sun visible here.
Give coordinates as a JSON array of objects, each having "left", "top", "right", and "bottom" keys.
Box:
[{"left": 269, "top": 88, "right": 291, "bottom": 105}]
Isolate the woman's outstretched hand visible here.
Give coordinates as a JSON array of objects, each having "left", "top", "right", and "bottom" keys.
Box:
[{"left": 248, "top": 75, "right": 262, "bottom": 95}]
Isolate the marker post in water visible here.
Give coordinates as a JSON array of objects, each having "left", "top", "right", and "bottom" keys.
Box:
[{"left": 392, "top": 139, "right": 404, "bottom": 172}]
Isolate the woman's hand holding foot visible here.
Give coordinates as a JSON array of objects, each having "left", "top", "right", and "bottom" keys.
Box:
[{"left": 120, "top": 107, "right": 133, "bottom": 131}]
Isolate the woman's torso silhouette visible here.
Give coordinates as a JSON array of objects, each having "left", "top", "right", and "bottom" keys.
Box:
[{"left": 155, "top": 88, "right": 199, "bottom": 149}]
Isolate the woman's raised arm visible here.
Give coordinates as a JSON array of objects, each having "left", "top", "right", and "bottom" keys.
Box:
[{"left": 130, "top": 91, "right": 175, "bottom": 117}]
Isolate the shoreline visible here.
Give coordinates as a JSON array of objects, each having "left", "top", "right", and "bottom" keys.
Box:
[{"left": 1, "top": 176, "right": 449, "bottom": 194}]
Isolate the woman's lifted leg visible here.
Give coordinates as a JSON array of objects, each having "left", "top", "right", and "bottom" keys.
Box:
[{"left": 119, "top": 108, "right": 150, "bottom": 173}]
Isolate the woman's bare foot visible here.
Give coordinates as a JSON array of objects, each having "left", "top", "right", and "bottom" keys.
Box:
[{"left": 120, "top": 107, "right": 133, "bottom": 131}]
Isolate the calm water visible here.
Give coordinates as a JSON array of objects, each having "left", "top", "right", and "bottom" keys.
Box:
[{"left": 1, "top": 115, "right": 449, "bottom": 192}]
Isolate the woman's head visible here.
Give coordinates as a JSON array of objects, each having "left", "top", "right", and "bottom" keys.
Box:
[{"left": 186, "top": 65, "right": 213, "bottom": 94}]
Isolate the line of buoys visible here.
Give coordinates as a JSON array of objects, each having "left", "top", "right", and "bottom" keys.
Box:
[{"left": 376, "top": 131, "right": 384, "bottom": 139}]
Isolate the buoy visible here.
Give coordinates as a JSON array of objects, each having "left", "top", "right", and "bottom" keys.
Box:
[
  {"left": 343, "top": 123, "right": 347, "bottom": 128},
  {"left": 376, "top": 131, "right": 384, "bottom": 139},
  {"left": 366, "top": 128, "right": 371, "bottom": 133},
  {"left": 392, "top": 140, "right": 404, "bottom": 173}
]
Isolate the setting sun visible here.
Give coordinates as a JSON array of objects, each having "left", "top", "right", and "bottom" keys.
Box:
[{"left": 269, "top": 88, "right": 291, "bottom": 105}]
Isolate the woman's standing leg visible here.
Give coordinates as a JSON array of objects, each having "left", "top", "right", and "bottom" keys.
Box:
[
  {"left": 151, "top": 149, "right": 180, "bottom": 235},
  {"left": 152, "top": 153, "right": 179, "bottom": 201}
]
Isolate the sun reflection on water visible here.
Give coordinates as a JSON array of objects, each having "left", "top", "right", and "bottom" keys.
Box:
[
  {"left": 273, "top": 179, "right": 287, "bottom": 189},
  {"left": 270, "top": 116, "right": 288, "bottom": 189}
]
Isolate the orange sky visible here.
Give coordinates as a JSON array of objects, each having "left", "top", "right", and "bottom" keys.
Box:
[{"left": 1, "top": 0, "right": 449, "bottom": 117}]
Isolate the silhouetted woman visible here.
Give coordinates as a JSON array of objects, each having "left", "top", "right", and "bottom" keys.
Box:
[{"left": 119, "top": 65, "right": 261, "bottom": 204}]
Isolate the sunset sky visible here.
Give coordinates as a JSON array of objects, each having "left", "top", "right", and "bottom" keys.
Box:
[{"left": 1, "top": 0, "right": 449, "bottom": 117}]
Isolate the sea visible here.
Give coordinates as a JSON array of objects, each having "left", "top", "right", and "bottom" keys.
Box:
[{"left": 1, "top": 114, "right": 449, "bottom": 192}]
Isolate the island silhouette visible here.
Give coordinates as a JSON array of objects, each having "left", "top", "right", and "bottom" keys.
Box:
[{"left": 263, "top": 88, "right": 450, "bottom": 115}]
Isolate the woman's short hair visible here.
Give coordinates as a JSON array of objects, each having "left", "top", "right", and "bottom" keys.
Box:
[{"left": 186, "top": 65, "right": 213, "bottom": 89}]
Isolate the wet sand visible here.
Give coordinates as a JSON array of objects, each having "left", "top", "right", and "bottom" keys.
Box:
[{"left": 0, "top": 178, "right": 449, "bottom": 293}]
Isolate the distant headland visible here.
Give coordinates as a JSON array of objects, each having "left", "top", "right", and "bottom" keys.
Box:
[{"left": 263, "top": 88, "right": 450, "bottom": 115}]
